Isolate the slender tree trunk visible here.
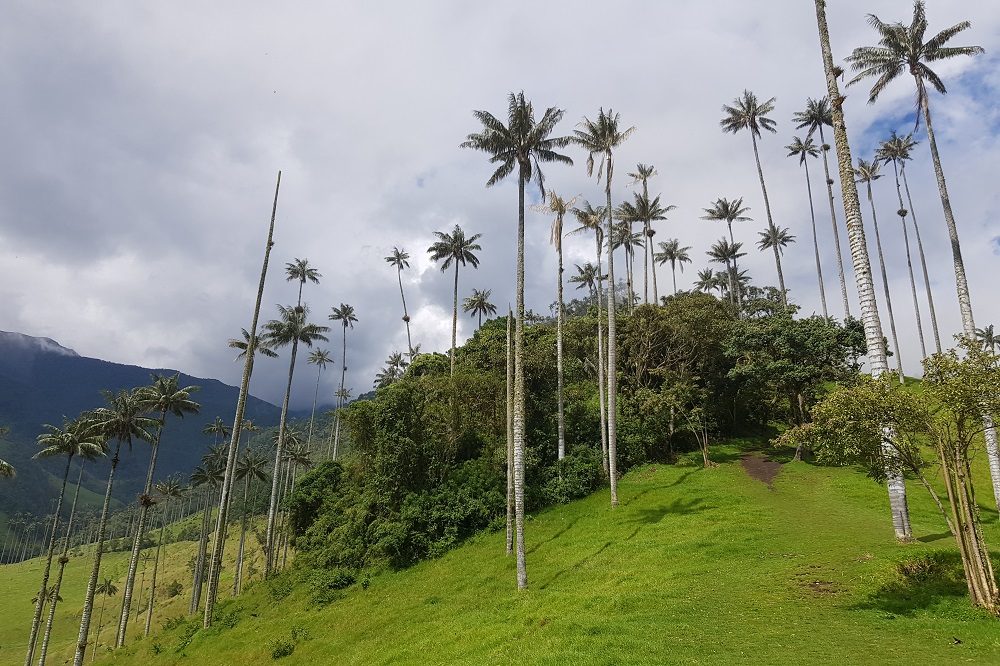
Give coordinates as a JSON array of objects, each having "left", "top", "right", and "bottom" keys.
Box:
[
  {"left": 281, "top": 466, "right": 298, "bottom": 568},
  {"left": 594, "top": 234, "right": 609, "bottom": 477},
  {"left": 265, "top": 339, "right": 299, "bottom": 575},
  {"left": 144, "top": 505, "right": 167, "bottom": 637},
  {"left": 203, "top": 171, "right": 280, "bottom": 628},
  {"left": 398, "top": 267, "right": 413, "bottom": 357},
  {"left": 117, "top": 415, "right": 167, "bottom": 647},
  {"left": 918, "top": 81, "right": 1000, "bottom": 512},
  {"left": 74, "top": 440, "right": 124, "bottom": 666},
  {"left": 889, "top": 159, "right": 927, "bottom": 358},
  {"left": 901, "top": 165, "right": 941, "bottom": 353},
  {"left": 306, "top": 366, "right": 322, "bottom": 451},
  {"left": 726, "top": 221, "right": 743, "bottom": 310},
  {"left": 450, "top": 263, "right": 459, "bottom": 376},
  {"left": 505, "top": 309, "right": 514, "bottom": 556},
  {"left": 864, "top": 182, "right": 905, "bottom": 383},
  {"left": 92, "top": 596, "right": 107, "bottom": 664},
  {"left": 671, "top": 264, "right": 677, "bottom": 296},
  {"left": 556, "top": 218, "right": 565, "bottom": 462},
  {"left": 25, "top": 456, "right": 72, "bottom": 666},
  {"left": 333, "top": 325, "right": 348, "bottom": 460},
  {"left": 233, "top": 474, "right": 252, "bottom": 595},
  {"left": 803, "top": 160, "right": 829, "bottom": 317},
  {"left": 605, "top": 149, "right": 620, "bottom": 507},
  {"left": 818, "top": 126, "right": 851, "bottom": 318},
  {"left": 513, "top": 169, "right": 528, "bottom": 589},
  {"left": 813, "top": 0, "right": 911, "bottom": 540},
  {"left": 190, "top": 491, "right": 212, "bottom": 613},
  {"left": 750, "top": 133, "right": 787, "bottom": 304}
]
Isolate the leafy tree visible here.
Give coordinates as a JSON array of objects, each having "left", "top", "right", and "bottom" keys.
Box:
[
  {"left": 786, "top": 135, "right": 829, "bottom": 317},
  {"left": 385, "top": 247, "right": 415, "bottom": 357}
]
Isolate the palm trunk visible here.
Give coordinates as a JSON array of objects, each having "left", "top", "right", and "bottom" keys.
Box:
[
  {"left": 812, "top": 0, "right": 911, "bottom": 540},
  {"left": 398, "top": 267, "right": 413, "bottom": 357},
  {"left": 450, "top": 263, "right": 459, "bottom": 375},
  {"left": 818, "top": 126, "right": 852, "bottom": 318},
  {"left": 594, "top": 233, "right": 609, "bottom": 477},
  {"left": 505, "top": 310, "right": 514, "bottom": 556},
  {"left": 25, "top": 455, "right": 73, "bottom": 666},
  {"left": 117, "top": 415, "right": 167, "bottom": 647},
  {"left": 917, "top": 80, "right": 1000, "bottom": 512},
  {"left": 306, "top": 366, "right": 322, "bottom": 451},
  {"left": 556, "top": 218, "right": 565, "bottom": 462},
  {"left": 642, "top": 180, "right": 651, "bottom": 305},
  {"left": 265, "top": 339, "right": 299, "bottom": 575},
  {"left": 190, "top": 491, "right": 212, "bottom": 613},
  {"left": 39, "top": 461, "right": 86, "bottom": 666},
  {"left": 889, "top": 159, "right": 927, "bottom": 358},
  {"left": 93, "top": 596, "right": 107, "bottom": 664},
  {"left": 513, "top": 169, "right": 528, "bottom": 589},
  {"left": 333, "top": 326, "right": 348, "bottom": 460},
  {"left": 233, "top": 474, "right": 252, "bottom": 595},
  {"left": 74, "top": 440, "right": 124, "bottom": 666},
  {"left": 671, "top": 264, "right": 677, "bottom": 295},
  {"left": 900, "top": 164, "right": 941, "bottom": 353},
  {"left": 803, "top": 159, "right": 829, "bottom": 318},
  {"left": 865, "top": 181, "right": 905, "bottom": 383},
  {"left": 750, "top": 132, "right": 787, "bottom": 304},
  {"left": 605, "top": 149, "right": 620, "bottom": 507},
  {"left": 281, "top": 466, "right": 298, "bottom": 568},
  {"left": 144, "top": 504, "right": 167, "bottom": 637},
  {"left": 726, "top": 222, "right": 743, "bottom": 310},
  {"left": 203, "top": 171, "right": 280, "bottom": 628}
]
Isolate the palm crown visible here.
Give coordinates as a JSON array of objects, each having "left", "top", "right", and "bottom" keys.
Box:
[
  {"left": 655, "top": 239, "right": 692, "bottom": 271},
  {"left": 34, "top": 417, "right": 105, "bottom": 463},
  {"left": 702, "top": 197, "right": 752, "bottom": 228},
  {"left": 228, "top": 327, "right": 278, "bottom": 361},
  {"left": 756, "top": 226, "right": 796, "bottom": 254},
  {"left": 307, "top": 348, "right": 333, "bottom": 370},
  {"left": 143, "top": 373, "right": 200, "bottom": 420},
  {"left": 263, "top": 305, "right": 330, "bottom": 349},
  {"left": 876, "top": 130, "right": 918, "bottom": 164},
  {"left": 329, "top": 303, "right": 358, "bottom": 330},
  {"left": 854, "top": 157, "right": 883, "bottom": 185},
  {"left": 720, "top": 90, "right": 777, "bottom": 137},
  {"left": 792, "top": 97, "right": 832, "bottom": 139},
  {"left": 385, "top": 247, "right": 410, "bottom": 270},
  {"left": 463, "top": 288, "right": 497, "bottom": 321},
  {"left": 786, "top": 136, "right": 820, "bottom": 164},
  {"left": 573, "top": 108, "right": 635, "bottom": 181},
  {"left": 428, "top": 225, "right": 482, "bottom": 271},
  {"left": 285, "top": 258, "right": 321, "bottom": 288}
]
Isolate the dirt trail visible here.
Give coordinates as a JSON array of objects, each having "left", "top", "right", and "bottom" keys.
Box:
[{"left": 740, "top": 453, "right": 782, "bottom": 488}]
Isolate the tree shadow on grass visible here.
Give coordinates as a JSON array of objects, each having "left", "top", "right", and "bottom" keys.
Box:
[
  {"left": 527, "top": 516, "right": 581, "bottom": 555},
  {"left": 540, "top": 541, "right": 612, "bottom": 590},
  {"left": 851, "top": 551, "right": 969, "bottom": 617},
  {"left": 621, "top": 471, "right": 696, "bottom": 507},
  {"left": 916, "top": 532, "right": 952, "bottom": 544}
]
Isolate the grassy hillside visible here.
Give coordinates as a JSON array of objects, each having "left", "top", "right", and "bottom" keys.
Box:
[{"left": 67, "top": 442, "right": 1000, "bottom": 665}]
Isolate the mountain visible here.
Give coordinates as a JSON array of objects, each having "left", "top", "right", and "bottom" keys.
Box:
[{"left": 0, "top": 331, "right": 281, "bottom": 516}]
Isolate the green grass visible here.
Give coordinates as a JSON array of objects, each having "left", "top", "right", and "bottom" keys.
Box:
[{"left": 70, "top": 441, "right": 1000, "bottom": 665}]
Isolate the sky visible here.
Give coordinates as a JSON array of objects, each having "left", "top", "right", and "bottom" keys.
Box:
[{"left": 1, "top": 1, "right": 998, "bottom": 409}]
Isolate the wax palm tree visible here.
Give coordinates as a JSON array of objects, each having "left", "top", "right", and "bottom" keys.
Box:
[
  {"left": 74, "top": 390, "right": 156, "bottom": 665},
  {"left": 328, "top": 303, "right": 358, "bottom": 461},
  {"left": 609, "top": 219, "right": 643, "bottom": 310},
  {"left": 279, "top": 441, "right": 313, "bottom": 567},
  {"left": 574, "top": 108, "right": 634, "bottom": 508},
  {"left": 428, "top": 225, "right": 483, "bottom": 375},
  {"left": 284, "top": 258, "right": 321, "bottom": 307},
  {"left": 756, "top": 226, "right": 796, "bottom": 259},
  {"left": 720, "top": 90, "right": 787, "bottom": 303},
  {"left": 793, "top": 96, "right": 852, "bottom": 318},
  {"left": 189, "top": 461, "right": 224, "bottom": 614},
  {"left": 786, "top": 136, "right": 829, "bottom": 317},
  {"left": 701, "top": 197, "right": 751, "bottom": 284},
  {"left": 568, "top": 262, "right": 604, "bottom": 305},
  {"left": 144, "top": 477, "right": 183, "bottom": 636},
  {"left": 627, "top": 164, "right": 655, "bottom": 303},
  {"left": 654, "top": 239, "right": 692, "bottom": 296},
  {"left": 975, "top": 325, "right": 1000, "bottom": 353},
  {"left": 617, "top": 192, "right": 674, "bottom": 306},
  {"left": 694, "top": 268, "right": 715, "bottom": 294},
  {"left": 305, "top": 348, "right": 333, "bottom": 450},
  {"left": 707, "top": 239, "right": 746, "bottom": 307},
  {"left": 117, "top": 374, "right": 199, "bottom": 647},
  {"left": 233, "top": 448, "right": 269, "bottom": 596},
  {"left": 855, "top": 157, "right": 905, "bottom": 383},
  {"left": 272, "top": 428, "right": 304, "bottom": 569},
  {"left": 329, "top": 387, "right": 352, "bottom": 460},
  {"left": 227, "top": 328, "right": 278, "bottom": 376},
  {"left": 463, "top": 288, "right": 497, "bottom": 329},
  {"left": 91, "top": 578, "right": 117, "bottom": 661},
  {"left": 877, "top": 131, "right": 935, "bottom": 356},
  {"left": 570, "top": 202, "right": 609, "bottom": 476},
  {"left": 812, "top": 0, "right": 913, "bottom": 540},
  {"left": 385, "top": 247, "right": 415, "bottom": 357},
  {"left": 202, "top": 417, "right": 230, "bottom": 447},
  {"left": 462, "top": 91, "right": 573, "bottom": 590},
  {"left": 25, "top": 418, "right": 103, "bottom": 664},
  {"left": 262, "top": 304, "right": 328, "bottom": 574},
  {"left": 374, "top": 352, "right": 408, "bottom": 389}
]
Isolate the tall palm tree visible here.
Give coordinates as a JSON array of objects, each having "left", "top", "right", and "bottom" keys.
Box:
[
  {"left": 573, "top": 108, "right": 634, "bottom": 508},
  {"left": 305, "top": 348, "right": 333, "bottom": 450},
  {"left": 877, "top": 131, "right": 935, "bottom": 356},
  {"left": 117, "top": 374, "right": 199, "bottom": 647},
  {"left": 855, "top": 157, "right": 905, "bottom": 383},
  {"left": 374, "top": 351, "right": 408, "bottom": 389},
  {"left": 91, "top": 578, "right": 117, "bottom": 662},
  {"left": 428, "top": 225, "right": 483, "bottom": 375},
  {"left": 755, "top": 225, "right": 796, "bottom": 298},
  {"left": 232, "top": 449, "right": 269, "bottom": 596},
  {"left": 571, "top": 202, "right": 610, "bottom": 476},
  {"left": 279, "top": 441, "right": 312, "bottom": 568},
  {"left": 707, "top": 238, "right": 746, "bottom": 307},
  {"left": 617, "top": 192, "right": 674, "bottom": 307},
  {"left": 627, "top": 164, "right": 656, "bottom": 303},
  {"left": 189, "top": 460, "right": 224, "bottom": 614},
  {"left": 701, "top": 197, "right": 751, "bottom": 286},
  {"left": 654, "top": 239, "right": 692, "bottom": 296},
  {"left": 568, "top": 262, "right": 604, "bottom": 305},
  {"left": 227, "top": 328, "right": 278, "bottom": 373},
  {"left": 385, "top": 247, "right": 415, "bottom": 357},
  {"left": 793, "top": 96, "right": 852, "bottom": 318},
  {"left": 284, "top": 258, "right": 321, "bottom": 307},
  {"left": 786, "top": 136, "right": 829, "bottom": 317},
  {"left": 609, "top": 220, "right": 643, "bottom": 310},
  {"left": 144, "top": 478, "right": 183, "bottom": 636},
  {"left": 73, "top": 389, "right": 156, "bottom": 665},
  {"left": 505, "top": 308, "right": 514, "bottom": 556},
  {"left": 328, "top": 303, "right": 358, "bottom": 460},
  {"left": 462, "top": 91, "right": 572, "bottom": 590},
  {"left": 720, "top": 90, "right": 787, "bottom": 304},
  {"left": 262, "top": 304, "right": 329, "bottom": 574},
  {"left": 329, "top": 387, "right": 352, "bottom": 460},
  {"left": 203, "top": 172, "right": 281, "bottom": 629},
  {"left": 25, "top": 419, "right": 103, "bottom": 665},
  {"left": 462, "top": 288, "right": 497, "bottom": 329},
  {"left": 812, "top": 0, "right": 913, "bottom": 541}
]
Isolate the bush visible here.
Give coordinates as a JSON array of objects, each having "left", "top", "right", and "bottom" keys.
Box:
[
  {"left": 164, "top": 580, "right": 182, "bottom": 598},
  {"left": 542, "top": 447, "right": 604, "bottom": 505},
  {"left": 897, "top": 553, "right": 949, "bottom": 583},
  {"left": 308, "top": 567, "right": 356, "bottom": 605},
  {"left": 266, "top": 573, "right": 295, "bottom": 602},
  {"left": 270, "top": 639, "right": 295, "bottom": 659}
]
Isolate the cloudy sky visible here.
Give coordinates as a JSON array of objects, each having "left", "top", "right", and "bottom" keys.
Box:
[{"left": 2, "top": 1, "right": 998, "bottom": 409}]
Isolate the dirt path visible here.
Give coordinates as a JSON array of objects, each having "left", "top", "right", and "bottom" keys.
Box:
[{"left": 740, "top": 453, "right": 782, "bottom": 488}]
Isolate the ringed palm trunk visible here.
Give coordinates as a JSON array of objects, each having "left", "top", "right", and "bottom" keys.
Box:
[
  {"left": 513, "top": 167, "right": 528, "bottom": 589},
  {"left": 594, "top": 234, "right": 609, "bottom": 477},
  {"left": 916, "top": 78, "right": 1000, "bottom": 512},
  {"left": 306, "top": 367, "right": 322, "bottom": 451},
  {"left": 749, "top": 132, "right": 787, "bottom": 304},
  {"left": 74, "top": 440, "right": 125, "bottom": 666},
  {"left": 505, "top": 310, "right": 514, "bottom": 556},
  {"left": 332, "top": 325, "right": 348, "bottom": 460},
  {"left": 803, "top": 159, "right": 829, "bottom": 317},
  {"left": 398, "top": 266, "right": 413, "bottom": 356},
  {"left": 189, "top": 490, "right": 212, "bottom": 613},
  {"left": 204, "top": 171, "right": 280, "bottom": 628},
  {"left": 556, "top": 222, "right": 565, "bottom": 462},
  {"left": 234, "top": 475, "right": 255, "bottom": 595},
  {"left": 117, "top": 415, "right": 167, "bottom": 647},
  {"left": 605, "top": 149, "right": 620, "bottom": 507},
  {"left": 812, "top": 0, "right": 912, "bottom": 541},
  {"left": 726, "top": 222, "right": 743, "bottom": 310},
  {"left": 25, "top": 455, "right": 73, "bottom": 666},
  {"left": 889, "top": 159, "right": 927, "bottom": 358},
  {"left": 93, "top": 595, "right": 107, "bottom": 663},
  {"left": 39, "top": 462, "right": 86, "bottom": 666},
  {"left": 818, "top": 126, "right": 852, "bottom": 318},
  {"left": 265, "top": 338, "right": 299, "bottom": 575},
  {"left": 450, "top": 262, "right": 459, "bottom": 376},
  {"left": 864, "top": 181, "right": 905, "bottom": 383},
  {"left": 143, "top": 503, "right": 168, "bottom": 637},
  {"left": 900, "top": 164, "right": 941, "bottom": 353}
]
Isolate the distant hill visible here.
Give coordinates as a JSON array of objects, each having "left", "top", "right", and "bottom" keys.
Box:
[{"left": 0, "top": 331, "right": 281, "bottom": 516}]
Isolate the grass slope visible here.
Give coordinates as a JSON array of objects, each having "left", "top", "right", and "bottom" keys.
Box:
[{"left": 89, "top": 442, "right": 1000, "bottom": 665}]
